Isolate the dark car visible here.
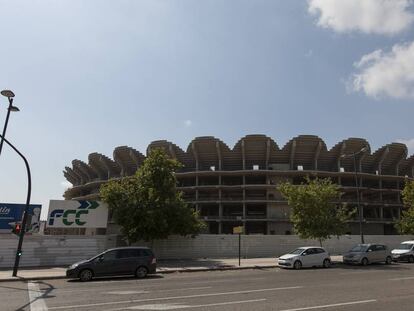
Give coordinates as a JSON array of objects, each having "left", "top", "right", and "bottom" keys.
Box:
[{"left": 66, "top": 247, "right": 157, "bottom": 281}]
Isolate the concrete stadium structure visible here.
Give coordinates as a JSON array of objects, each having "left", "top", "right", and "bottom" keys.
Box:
[{"left": 63, "top": 135, "right": 414, "bottom": 235}]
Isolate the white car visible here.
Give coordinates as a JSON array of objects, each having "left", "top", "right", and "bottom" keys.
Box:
[
  {"left": 391, "top": 241, "right": 414, "bottom": 263},
  {"left": 278, "top": 246, "right": 331, "bottom": 269}
]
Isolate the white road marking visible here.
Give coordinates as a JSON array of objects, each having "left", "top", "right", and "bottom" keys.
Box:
[
  {"left": 106, "top": 291, "right": 149, "bottom": 295},
  {"left": 179, "top": 277, "right": 267, "bottom": 286},
  {"left": 105, "top": 287, "right": 211, "bottom": 295},
  {"left": 127, "top": 304, "right": 186, "bottom": 310},
  {"left": 124, "top": 299, "right": 266, "bottom": 310},
  {"left": 389, "top": 276, "right": 414, "bottom": 281},
  {"left": 48, "top": 286, "right": 302, "bottom": 310},
  {"left": 339, "top": 271, "right": 383, "bottom": 275},
  {"left": 279, "top": 299, "right": 377, "bottom": 311},
  {"left": 155, "top": 286, "right": 212, "bottom": 293},
  {"left": 28, "top": 282, "right": 48, "bottom": 311}
]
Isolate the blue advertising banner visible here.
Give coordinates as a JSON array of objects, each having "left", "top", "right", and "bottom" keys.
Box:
[{"left": 0, "top": 203, "right": 42, "bottom": 233}]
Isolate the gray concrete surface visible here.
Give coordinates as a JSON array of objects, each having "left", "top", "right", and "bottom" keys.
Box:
[{"left": 2, "top": 261, "right": 414, "bottom": 310}]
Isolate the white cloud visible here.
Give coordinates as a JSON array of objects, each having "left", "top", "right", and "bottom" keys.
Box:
[
  {"left": 350, "top": 41, "right": 414, "bottom": 99},
  {"left": 397, "top": 138, "right": 414, "bottom": 154},
  {"left": 60, "top": 181, "right": 72, "bottom": 189},
  {"left": 184, "top": 120, "right": 192, "bottom": 127},
  {"left": 308, "top": 0, "right": 414, "bottom": 35}
]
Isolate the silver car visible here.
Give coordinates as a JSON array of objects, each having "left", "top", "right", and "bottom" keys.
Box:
[
  {"left": 343, "top": 244, "right": 392, "bottom": 266},
  {"left": 278, "top": 246, "right": 331, "bottom": 270},
  {"left": 391, "top": 241, "right": 414, "bottom": 263}
]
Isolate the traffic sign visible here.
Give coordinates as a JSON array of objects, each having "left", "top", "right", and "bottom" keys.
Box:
[{"left": 233, "top": 226, "right": 243, "bottom": 234}]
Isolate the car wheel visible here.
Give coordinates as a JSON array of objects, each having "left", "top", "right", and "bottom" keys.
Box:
[
  {"left": 323, "top": 259, "right": 331, "bottom": 268},
  {"left": 293, "top": 260, "right": 302, "bottom": 270},
  {"left": 409, "top": 256, "right": 414, "bottom": 263},
  {"left": 135, "top": 266, "right": 148, "bottom": 278},
  {"left": 79, "top": 269, "right": 93, "bottom": 282},
  {"left": 385, "top": 256, "right": 392, "bottom": 265},
  {"left": 361, "top": 257, "right": 369, "bottom": 266}
]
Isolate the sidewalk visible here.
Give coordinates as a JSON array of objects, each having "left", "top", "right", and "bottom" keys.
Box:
[{"left": 0, "top": 256, "right": 342, "bottom": 282}]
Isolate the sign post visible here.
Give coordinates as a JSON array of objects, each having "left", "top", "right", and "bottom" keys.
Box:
[{"left": 233, "top": 226, "right": 243, "bottom": 266}]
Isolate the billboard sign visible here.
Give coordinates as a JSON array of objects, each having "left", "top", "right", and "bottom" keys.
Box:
[
  {"left": 47, "top": 200, "right": 108, "bottom": 228},
  {"left": 0, "top": 203, "right": 42, "bottom": 233}
]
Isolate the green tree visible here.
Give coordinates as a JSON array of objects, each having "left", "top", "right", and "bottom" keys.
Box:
[
  {"left": 278, "top": 177, "right": 353, "bottom": 246},
  {"left": 396, "top": 180, "right": 414, "bottom": 234},
  {"left": 100, "top": 148, "right": 205, "bottom": 244}
]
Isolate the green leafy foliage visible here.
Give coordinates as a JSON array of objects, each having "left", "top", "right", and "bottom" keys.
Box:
[
  {"left": 396, "top": 180, "right": 414, "bottom": 234},
  {"left": 100, "top": 148, "right": 205, "bottom": 244},
  {"left": 278, "top": 177, "right": 353, "bottom": 245}
]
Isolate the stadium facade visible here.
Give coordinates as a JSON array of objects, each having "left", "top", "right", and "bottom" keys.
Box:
[{"left": 63, "top": 135, "right": 414, "bottom": 235}]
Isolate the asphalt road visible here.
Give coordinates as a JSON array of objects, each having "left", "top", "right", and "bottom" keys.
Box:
[{"left": 3, "top": 262, "right": 414, "bottom": 311}]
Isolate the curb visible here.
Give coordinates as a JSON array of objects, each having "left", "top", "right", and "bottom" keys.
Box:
[{"left": 0, "top": 265, "right": 279, "bottom": 283}]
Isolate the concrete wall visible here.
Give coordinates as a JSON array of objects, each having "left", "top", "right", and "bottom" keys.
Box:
[
  {"left": 143, "top": 234, "right": 414, "bottom": 259},
  {"left": 1, "top": 234, "right": 414, "bottom": 268},
  {"left": 0, "top": 235, "right": 117, "bottom": 268}
]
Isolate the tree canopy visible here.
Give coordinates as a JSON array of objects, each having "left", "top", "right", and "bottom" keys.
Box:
[
  {"left": 278, "top": 177, "right": 353, "bottom": 245},
  {"left": 396, "top": 180, "right": 414, "bottom": 234},
  {"left": 100, "top": 148, "right": 205, "bottom": 244}
]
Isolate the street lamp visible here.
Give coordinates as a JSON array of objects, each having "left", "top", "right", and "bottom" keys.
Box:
[
  {"left": 341, "top": 146, "right": 368, "bottom": 244},
  {"left": 0, "top": 90, "right": 19, "bottom": 157},
  {"left": 0, "top": 133, "right": 31, "bottom": 277}
]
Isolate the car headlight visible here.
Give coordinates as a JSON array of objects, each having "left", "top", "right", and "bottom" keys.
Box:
[{"left": 69, "top": 263, "right": 79, "bottom": 269}]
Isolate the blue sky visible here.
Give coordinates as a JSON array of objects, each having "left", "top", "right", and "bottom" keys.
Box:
[{"left": 0, "top": 0, "right": 413, "bottom": 220}]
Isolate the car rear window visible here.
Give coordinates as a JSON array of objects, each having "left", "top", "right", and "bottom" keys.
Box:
[
  {"left": 140, "top": 249, "right": 153, "bottom": 257},
  {"left": 375, "top": 245, "right": 386, "bottom": 251},
  {"left": 117, "top": 249, "right": 140, "bottom": 258}
]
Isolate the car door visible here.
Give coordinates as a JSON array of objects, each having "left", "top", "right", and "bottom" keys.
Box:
[
  {"left": 92, "top": 250, "right": 119, "bottom": 276},
  {"left": 366, "top": 245, "right": 376, "bottom": 262},
  {"left": 301, "top": 248, "right": 317, "bottom": 267},
  {"left": 376, "top": 245, "right": 387, "bottom": 262},
  {"left": 315, "top": 248, "right": 326, "bottom": 266},
  {"left": 116, "top": 249, "right": 140, "bottom": 275}
]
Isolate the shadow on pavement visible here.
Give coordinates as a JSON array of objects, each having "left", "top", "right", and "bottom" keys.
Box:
[
  {"left": 157, "top": 259, "right": 238, "bottom": 269},
  {"left": 16, "top": 280, "right": 55, "bottom": 311},
  {"left": 278, "top": 262, "right": 413, "bottom": 271},
  {"left": 331, "top": 262, "right": 412, "bottom": 271},
  {"left": 67, "top": 274, "right": 164, "bottom": 283}
]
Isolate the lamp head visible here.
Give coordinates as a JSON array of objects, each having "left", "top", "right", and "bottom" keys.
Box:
[
  {"left": 10, "top": 106, "right": 19, "bottom": 112},
  {"left": 1, "top": 90, "right": 15, "bottom": 98}
]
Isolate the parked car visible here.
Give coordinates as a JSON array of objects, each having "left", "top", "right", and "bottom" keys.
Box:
[
  {"left": 66, "top": 247, "right": 157, "bottom": 281},
  {"left": 391, "top": 241, "right": 414, "bottom": 263},
  {"left": 343, "top": 244, "right": 392, "bottom": 266},
  {"left": 278, "top": 246, "right": 331, "bottom": 270}
]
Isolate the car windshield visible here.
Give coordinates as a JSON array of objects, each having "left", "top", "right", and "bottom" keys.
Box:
[
  {"left": 89, "top": 252, "right": 105, "bottom": 261},
  {"left": 397, "top": 243, "right": 413, "bottom": 250},
  {"left": 350, "top": 245, "right": 368, "bottom": 252},
  {"left": 289, "top": 248, "right": 305, "bottom": 255}
]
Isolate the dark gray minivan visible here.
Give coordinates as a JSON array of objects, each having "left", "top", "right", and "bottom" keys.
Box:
[{"left": 66, "top": 247, "right": 156, "bottom": 281}]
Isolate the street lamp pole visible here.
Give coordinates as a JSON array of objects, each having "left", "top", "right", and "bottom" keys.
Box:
[
  {"left": 341, "top": 146, "right": 367, "bottom": 244},
  {"left": 352, "top": 152, "right": 364, "bottom": 244},
  {"left": 0, "top": 90, "right": 19, "bottom": 157},
  {"left": 0, "top": 133, "right": 32, "bottom": 277}
]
